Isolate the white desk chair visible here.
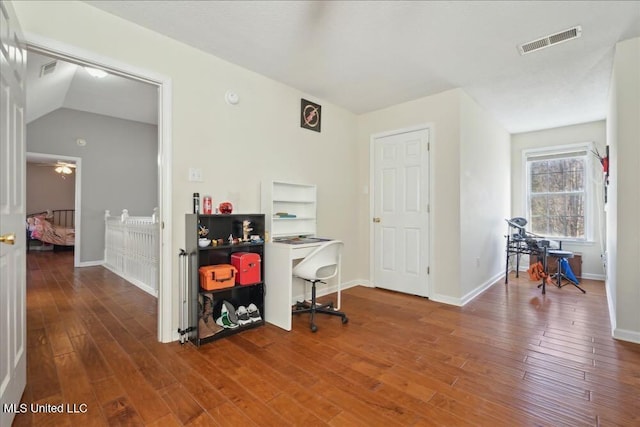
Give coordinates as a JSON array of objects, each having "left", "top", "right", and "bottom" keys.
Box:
[{"left": 292, "top": 240, "right": 348, "bottom": 332}]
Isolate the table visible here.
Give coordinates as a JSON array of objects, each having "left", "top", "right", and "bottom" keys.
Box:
[{"left": 264, "top": 238, "right": 340, "bottom": 331}]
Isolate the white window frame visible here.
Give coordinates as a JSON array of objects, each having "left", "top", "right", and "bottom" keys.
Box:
[{"left": 522, "top": 142, "right": 595, "bottom": 242}]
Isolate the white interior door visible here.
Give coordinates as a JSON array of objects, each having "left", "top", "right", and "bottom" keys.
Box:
[
  {"left": 372, "top": 127, "right": 430, "bottom": 297},
  {"left": 0, "top": 1, "right": 27, "bottom": 424}
]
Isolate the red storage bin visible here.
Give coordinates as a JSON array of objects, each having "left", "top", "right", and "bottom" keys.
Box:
[
  {"left": 230, "top": 252, "right": 261, "bottom": 285},
  {"left": 199, "top": 264, "right": 237, "bottom": 290}
]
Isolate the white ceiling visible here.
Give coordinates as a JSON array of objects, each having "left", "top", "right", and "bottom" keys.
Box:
[
  {"left": 26, "top": 51, "right": 158, "bottom": 125},
  {"left": 33, "top": 1, "right": 640, "bottom": 133}
]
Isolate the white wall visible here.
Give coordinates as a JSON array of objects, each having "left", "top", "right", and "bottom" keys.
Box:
[
  {"left": 459, "top": 92, "right": 511, "bottom": 300},
  {"left": 357, "top": 89, "right": 510, "bottom": 304},
  {"left": 14, "top": 0, "right": 360, "bottom": 336},
  {"left": 511, "top": 121, "right": 607, "bottom": 280},
  {"left": 18, "top": 1, "right": 630, "bottom": 342},
  {"left": 357, "top": 89, "right": 461, "bottom": 301},
  {"left": 26, "top": 163, "right": 75, "bottom": 214},
  {"left": 607, "top": 37, "right": 640, "bottom": 343},
  {"left": 606, "top": 57, "right": 618, "bottom": 337}
]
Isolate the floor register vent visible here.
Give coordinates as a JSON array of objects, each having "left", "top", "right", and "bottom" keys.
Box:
[{"left": 518, "top": 26, "right": 582, "bottom": 55}]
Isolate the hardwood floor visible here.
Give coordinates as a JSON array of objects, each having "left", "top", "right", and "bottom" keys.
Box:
[{"left": 13, "top": 251, "right": 640, "bottom": 426}]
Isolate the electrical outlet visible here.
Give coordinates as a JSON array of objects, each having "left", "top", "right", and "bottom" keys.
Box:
[{"left": 188, "top": 168, "right": 203, "bottom": 182}]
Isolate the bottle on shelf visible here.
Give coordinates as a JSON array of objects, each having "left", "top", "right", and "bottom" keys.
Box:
[
  {"left": 193, "top": 193, "right": 200, "bottom": 214},
  {"left": 203, "top": 195, "right": 213, "bottom": 214}
]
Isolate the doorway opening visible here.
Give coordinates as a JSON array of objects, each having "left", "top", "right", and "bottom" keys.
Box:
[
  {"left": 24, "top": 37, "right": 173, "bottom": 343},
  {"left": 26, "top": 152, "right": 82, "bottom": 266}
]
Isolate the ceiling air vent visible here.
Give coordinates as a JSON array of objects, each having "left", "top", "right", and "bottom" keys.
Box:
[
  {"left": 518, "top": 26, "right": 582, "bottom": 55},
  {"left": 39, "top": 60, "right": 57, "bottom": 77}
]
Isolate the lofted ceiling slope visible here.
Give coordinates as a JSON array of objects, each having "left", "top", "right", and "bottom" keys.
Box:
[
  {"left": 26, "top": 51, "right": 158, "bottom": 126},
  {"left": 34, "top": 1, "right": 640, "bottom": 133}
]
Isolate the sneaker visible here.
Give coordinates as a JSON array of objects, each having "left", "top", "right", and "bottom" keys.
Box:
[
  {"left": 216, "top": 311, "right": 239, "bottom": 329},
  {"left": 247, "top": 303, "right": 262, "bottom": 323},
  {"left": 216, "top": 302, "right": 239, "bottom": 329},
  {"left": 235, "top": 305, "right": 252, "bottom": 326},
  {"left": 222, "top": 300, "right": 238, "bottom": 324}
]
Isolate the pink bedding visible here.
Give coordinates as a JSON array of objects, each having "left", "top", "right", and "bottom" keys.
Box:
[{"left": 27, "top": 215, "right": 75, "bottom": 246}]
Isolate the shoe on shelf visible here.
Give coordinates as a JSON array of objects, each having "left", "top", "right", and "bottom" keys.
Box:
[
  {"left": 199, "top": 317, "right": 214, "bottom": 339},
  {"left": 247, "top": 303, "right": 262, "bottom": 323},
  {"left": 199, "top": 315, "right": 223, "bottom": 338},
  {"left": 216, "top": 301, "right": 239, "bottom": 329},
  {"left": 236, "top": 305, "right": 252, "bottom": 326},
  {"left": 222, "top": 300, "right": 238, "bottom": 324}
]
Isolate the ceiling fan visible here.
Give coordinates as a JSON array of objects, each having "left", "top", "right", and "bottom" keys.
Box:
[{"left": 32, "top": 161, "right": 77, "bottom": 175}]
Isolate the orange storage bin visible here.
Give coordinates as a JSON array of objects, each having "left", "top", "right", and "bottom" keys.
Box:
[{"left": 199, "top": 264, "right": 237, "bottom": 290}]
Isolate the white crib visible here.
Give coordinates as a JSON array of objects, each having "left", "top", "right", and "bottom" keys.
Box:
[{"left": 104, "top": 208, "right": 160, "bottom": 297}]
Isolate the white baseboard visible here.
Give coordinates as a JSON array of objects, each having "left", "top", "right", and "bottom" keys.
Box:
[
  {"left": 430, "top": 270, "right": 504, "bottom": 307},
  {"left": 77, "top": 260, "right": 159, "bottom": 297},
  {"left": 126, "top": 277, "right": 159, "bottom": 298},
  {"left": 515, "top": 267, "right": 605, "bottom": 282},
  {"left": 429, "top": 293, "right": 464, "bottom": 306},
  {"left": 581, "top": 273, "right": 606, "bottom": 281},
  {"left": 613, "top": 328, "right": 640, "bottom": 344},
  {"left": 77, "top": 259, "right": 105, "bottom": 267},
  {"left": 292, "top": 279, "right": 369, "bottom": 307},
  {"left": 461, "top": 271, "right": 504, "bottom": 305},
  {"left": 346, "top": 279, "right": 373, "bottom": 288},
  {"left": 27, "top": 245, "right": 53, "bottom": 252},
  {"left": 102, "top": 263, "right": 159, "bottom": 297}
]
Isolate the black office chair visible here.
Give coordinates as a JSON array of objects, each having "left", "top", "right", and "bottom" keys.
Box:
[{"left": 292, "top": 240, "right": 348, "bottom": 332}]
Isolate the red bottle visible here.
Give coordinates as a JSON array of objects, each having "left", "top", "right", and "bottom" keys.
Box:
[{"left": 203, "top": 196, "right": 212, "bottom": 214}]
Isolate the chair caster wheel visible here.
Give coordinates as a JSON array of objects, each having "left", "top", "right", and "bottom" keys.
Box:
[
  {"left": 310, "top": 324, "right": 318, "bottom": 333},
  {"left": 342, "top": 316, "right": 349, "bottom": 324}
]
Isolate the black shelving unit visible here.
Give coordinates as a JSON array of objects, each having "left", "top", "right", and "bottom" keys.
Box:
[{"left": 185, "top": 213, "right": 265, "bottom": 346}]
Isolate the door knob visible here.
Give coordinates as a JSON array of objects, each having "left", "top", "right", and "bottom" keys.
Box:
[
  {"left": 0, "top": 233, "right": 16, "bottom": 245},
  {"left": 373, "top": 217, "right": 381, "bottom": 223}
]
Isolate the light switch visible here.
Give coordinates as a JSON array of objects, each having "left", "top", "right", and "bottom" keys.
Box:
[{"left": 188, "top": 168, "right": 203, "bottom": 182}]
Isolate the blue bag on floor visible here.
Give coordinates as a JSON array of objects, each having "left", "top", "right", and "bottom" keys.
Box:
[{"left": 560, "top": 258, "right": 579, "bottom": 284}]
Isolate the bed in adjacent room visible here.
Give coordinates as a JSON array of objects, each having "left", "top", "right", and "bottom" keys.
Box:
[{"left": 26, "top": 209, "right": 75, "bottom": 251}]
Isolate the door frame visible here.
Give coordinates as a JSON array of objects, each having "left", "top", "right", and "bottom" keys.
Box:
[
  {"left": 26, "top": 152, "right": 82, "bottom": 267},
  {"left": 24, "top": 32, "right": 175, "bottom": 343},
  {"left": 369, "top": 124, "right": 433, "bottom": 297}
]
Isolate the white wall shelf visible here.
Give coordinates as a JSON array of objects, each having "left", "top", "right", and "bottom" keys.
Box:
[{"left": 262, "top": 181, "right": 317, "bottom": 240}]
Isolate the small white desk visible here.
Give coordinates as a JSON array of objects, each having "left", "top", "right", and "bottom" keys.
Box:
[{"left": 264, "top": 238, "right": 339, "bottom": 331}]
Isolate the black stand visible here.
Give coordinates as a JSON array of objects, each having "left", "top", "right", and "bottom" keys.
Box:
[
  {"left": 550, "top": 257, "right": 586, "bottom": 293},
  {"left": 504, "top": 218, "right": 544, "bottom": 284},
  {"left": 537, "top": 246, "right": 549, "bottom": 294},
  {"left": 537, "top": 249, "right": 586, "bottom": 294}
]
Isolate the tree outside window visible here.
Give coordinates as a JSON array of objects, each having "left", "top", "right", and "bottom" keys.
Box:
[{"left": 527, "top": 154, "right": 587, "bottom": 239}]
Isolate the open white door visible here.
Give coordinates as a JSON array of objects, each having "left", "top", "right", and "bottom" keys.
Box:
[
  {"left": 372, "top": 127, "right": 430, "bottom": 297},
  {"left": 0, "top": 0, "right": 27, "bottom": 425}
]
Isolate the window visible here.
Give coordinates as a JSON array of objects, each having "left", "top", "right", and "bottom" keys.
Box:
[{"left": 524, "top": 143, "right": 593, "bottom": 240}]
